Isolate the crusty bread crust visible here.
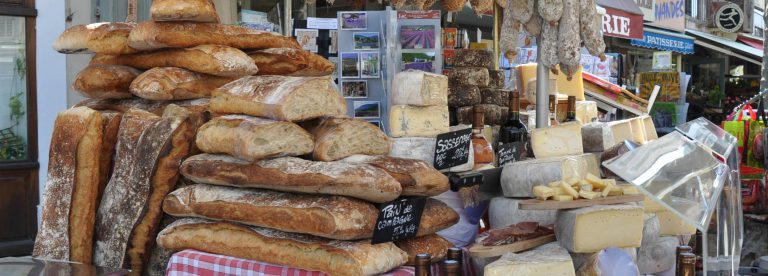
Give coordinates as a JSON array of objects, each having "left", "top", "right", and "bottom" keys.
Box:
[
  {"left": 302, "top": 117, "right": 391, "bottom": 161},
  {"left": 150, "top": 0, "right": 220, "bottom": 23},
  {"left": 128, "top": 21, "right": 300, "bottom": 51},
  {"left": 130, "top": 67, "right": 234, "bottom": 100},
  {"left": 417, "top": 199, "right": 460, "bottom": 237},
  {"left": 53, "top": 22, "right": 138, "bottom": 54},
  {"left": 90, "top": 45, "right": 258, "bottom": 77},
  {"left": 340, "top": 155, "right": 450, "bottom": 197},
  {"left": 95, "top": 111, "right": 121, "bottom": 218},
  {"left": 394, "top": 234, "right": 454, "bottom": 265},
  {"left": 248, "top": 48, "right": 334, "bottom": 76},
  {"left": 72, "top": 65, "right": 141, "bottom": 99}
]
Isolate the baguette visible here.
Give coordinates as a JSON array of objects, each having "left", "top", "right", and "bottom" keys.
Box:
[
  {"left": 340, "top": 155, "right": 449, "bottom": 197},
  {"left": 33, "top": 107, "right": 104, "bottom": 264},
  {"left": 95, "top": 111, "right": 122, "bottom": 205},
  {"left": 301, "top": 117, "right": 391, "bottom": 161},
  {"left": 394, "top": 234, "right": 454, "bottom": 265},
  {"left": 180, "top": 154, "right": 402, "bottom": 203},
  {"left": 156, "top": 218, "right": 408, "bottom": 276},
  {"left": 72, "top": 65, "right": 141, "bottom": 99},
  {"left": 76, "top": 98, "right": 210, "bottom": 116},
  {"left": 53, "top": 22, "right": 138, "bottom": 55},
  {"left": 210, "top": 76, "right": 346, "bottom": 121},
  {"left": 130, "top": 67, "right": 234, "bottom": 100},
  {"left": 163, "top": 184, "right": 379, "bottom": 240},
  {"left": 128, "top": 21, "right": 300, "bottom": 51},
  {"left": 195, "top": 115, "right": 314, "bottom": 161},
  {"left": 90, "top": 45, "right": 258, "bottom": 77},
  {"left": 150, "top": 0, "right": 219, "bottom": 23},
  {"left": 248, "top": 48, "right": 334, "bottom": 76}
]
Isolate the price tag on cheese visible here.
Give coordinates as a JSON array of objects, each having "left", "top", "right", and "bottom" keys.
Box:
[
  {"left": 497, "top": 142, "right": 526, "bottom": 166},
  {"left": 371, "top": 197, "right": 427, "bottom": 244},
  {"left": 433, "top": 128, "right": 472, "bottom": 170}
]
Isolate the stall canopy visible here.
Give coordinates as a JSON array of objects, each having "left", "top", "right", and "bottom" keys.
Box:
[
  {"left": 597, "top": 0, "right": 644, "bottom": 39},
  {"left": 736, "top": 33, "right": 764, "bottom": 51},
  {"left": 631, "top": 26, "right": 695, "bottom": 54},
  {"left": 686, "top": 29, "right": 762, "bottom": 65}
]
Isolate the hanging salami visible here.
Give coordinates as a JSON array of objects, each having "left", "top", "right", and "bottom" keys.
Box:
[
  {"left": 579, "top": 0, "right": 606, "bottom": 61},
  {"left": 538, "top": 0, "right": 563, "bottom": 26},
  {"left": 557, "top": 0, "right": 581, "bottom": 80}
]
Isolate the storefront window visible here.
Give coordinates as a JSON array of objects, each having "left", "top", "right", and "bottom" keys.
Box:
[{"left": 0, "top": 16, "right": 27, "bottom": 161}]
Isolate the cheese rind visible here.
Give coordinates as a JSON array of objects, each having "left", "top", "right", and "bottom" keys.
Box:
[
  {"left": 448, "top": 67, "right": 490, "bottom": 86},
  {"left": 389, "top": 105, "right": 450, "bottom": 138},
  {"left": 388, "top": 137, "right": 474, "bottom": 172},
  {"left": 575, "top": 101, "right": 597, "bottom": 124},
  {"left": 637, "top": 236, "right": 677, "bottom": 274},
  {"left": 657, "top": 210, "right": 696, "bottom": 235},
  {"left": 531, "top": 123, "right": 584, "bottom": 158},
  {"left": 391, "top": 71, "right": 448, "bottom": 106},
  {"left": 485, "top": 242, "right": 576, "bottom": 276},
  {"left": 555, "top": 204, "right": 644, "bottom": 253},
  {"left": 489, "top": 197, "right": 557, "bottom": 229},
  {"left": 501, "top": 153, "right": 599, "bottom": 197}
]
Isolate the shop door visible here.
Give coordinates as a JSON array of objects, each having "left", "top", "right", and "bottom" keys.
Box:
[
  {"left": 0, "top": 1, "right": 39, "bottom": 257},
  {"left": 686, "top": 58, "right": 726, "bottom": 101}
]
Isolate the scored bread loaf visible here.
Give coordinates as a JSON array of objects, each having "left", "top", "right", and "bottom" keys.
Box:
[
  {"left": 53, "top": 22, "right": 138, "bottom": 55},
  {"left": 76, "top": 97, "right": 210, "bottom": 116},
  {"left": 33, "top": 107, "right": 104, "bottom": 264},
  {"left": 129, "top": 67, "right": 234, "bottom": 100},
  {"left": 128, "top": 21, "right": 300, "bottom": 51},
  {"left": 210, "top": 75, "right": 346, "bottom": 121},
  {"left": 90, "top": 45, "right": 258, "bottom": 77},
  {"left": 248, "top": 48, "right": 335, "bottom": 76},
  {"left": 163, "top": 184, "right": 379, "bottom": 240},
  {"left": 95, "top": 111, "right": 122, "bottom": 205},
  {"left": 394, "top": 234, "right": 454, "bottom": 265},
  {"left": 418, "top": 199, "right": 460, "bottom": 236},
  {"left": 156, "top": 218, "right": 408, "bottom": 276},
  {"left": 180, "top": 154, "right": 402, "bottom": 203},
  {"left": 301, "top": 117, "right": 391, "bottom": 161},
  {"left": 150, "top": 0, "right": 219, "bottom": 23},
  {"left": 72, "top": 65, "right": 141, "bottom": 99},
  {"left": 195, "top": 115, "right": 314, "bottom": 161},
  {"left": 340, "top": 155, "right": 449, "bottom": 197}
]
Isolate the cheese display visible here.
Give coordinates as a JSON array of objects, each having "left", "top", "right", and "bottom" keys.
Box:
[
  {"left": 484, "top": 242, "right": 576, "bottom": 276},
  {"left": 581, "top": 120, "right": 634, "bottom": 152},
  {"left": 388, "top": 137, "right": 475, "bottom": 172},
  {"left": 489, "top": 197, "right": 557, "bottom": 229},
  {"left": 501, "top": 153, "right": 599, "bottom": 197},
  {"left": 456, "top": 104, "right": 508, "bottom": 125},
  {"left": 555, "top": 204, "right": 644, "bottom": 253},
  {"left": 391, "top": 71, "right": 449, "bottom": 106},
  {"left": 637, "top": 236, "right": 677, "bottom": 274},
  {"left": 488, "top": 69, "right": 505, "bottom": 88},
  {"left": 389, "top": 105, "right": 450, "bottom": 138},
  {"left": 448, "top": 85, "right": 481, "bottom": 107},
  {"left": 480, "top": 87, "right": 510, "bottom": 106},
  {"left": 575, "top": 101, "right": 597, "bottom": 124},
  {"left": 531, "top": 123, "right": 584, "bottom": 158},
  {"left": 448, "top": 67, "right": 490, "bottom": 86},
  {"left": 453, "top": 49, "right": 494, "bottom": 69},
  {"left": 572, "top": 247, "right": 640, "bottom": 276},
  {"left": 516, "top": 63, "right": 585, "bottom": 101},
  {"left": 657, "top": 210, "right": 697, "bottom": 235}
]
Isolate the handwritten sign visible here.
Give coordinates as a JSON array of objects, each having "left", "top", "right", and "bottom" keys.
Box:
[
  {"left": 371, "top": 197, "right": 427, "bottom": 244},
  {"left": 434, "top": 128, "right": 472, "bottom": 170},
  {"left": 497, "top": 142, "right": 525, "bottom": 166}
]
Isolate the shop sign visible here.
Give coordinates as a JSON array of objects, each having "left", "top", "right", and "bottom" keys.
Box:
[
  {"left": 714, "top": 3, "right": 745, "bottom": 33},
  {"left": 630, "top": 31, "right": 694, "bottom": 54},
  {"left": 635, "top": 0, "right": 656, "bottom": 21},
  {"left": 397, "top": 10, "right": 440, "bottom": 19},
  {"left": 651, "top": 0, "right": 685, "bottom": 32},
  {"left": 602, "top": 8, "right": 644, "bottom": 39},
  {"left": 637, "top": 72, "right": 680, "bottom": 101}
]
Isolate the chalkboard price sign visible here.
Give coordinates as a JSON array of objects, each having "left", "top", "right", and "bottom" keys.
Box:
[
  {"left": 497, "top": 142, "right": 526, "bottom": 166},
  {"left": 433, "top": 128, "right": 472, "bottom": 170},
  {"left": 371, "top": 197, "right": 427, "bottom": 244}
]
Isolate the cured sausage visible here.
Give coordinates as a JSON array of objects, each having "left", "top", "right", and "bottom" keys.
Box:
[{"left": 579, "top": 0, "right": 606, "bottom": 61}]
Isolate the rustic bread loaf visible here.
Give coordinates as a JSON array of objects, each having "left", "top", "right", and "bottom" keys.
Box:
[
  {"left": 340, "top": 155, "right": 449, "bottom": 197},
  {"left": 195, "top": 115, "right": 314, "bottom": 161},
  {"left": 210, "top": 76, "right": 346, "bottom": 121},
  {"left": 394, "top": 234, "right": 454, "bottom": 265},
  {"left": 150, "top": 0, "right": 219, "bottom": 23},
  {"left": 95, "top": 111, "right": 122, "bottom": 205},
  {"left": 76, "top": 98, "right": 210, "bottom": 116},
  {"left": 180, "top": 154, "right": 402, "bottom": 203},
  {"left": 418, "top": 199, "right": 460, "bottom": 236},
  {"left": 72, "top": 65, "right": 141, "bottom": 99},
  {"left": 130, "top": 67, "right": 234, "bottom": 100},
  {"left": 301, "top": 117, "right": 391, "bottom": 161},
  {"left": 163, "top": 184, "right": 379, "bottom": 240},
  {"left": 33, "top": 107, "right": 104, "bottom": 264},
  {"left": 128, "top": 21, "right": 300, "bottom": 51},
  {"left": 90, "top": 45, "right": 258, "bottom": 77},
  {"left": 249, "top": 48, "right": 335, "bottom": 76},
  {"left": 53, "top": 22, "right": 138, "bottom": 55},
  {"left": 156, "top": 218, "right": 408, "bottom": 276}
]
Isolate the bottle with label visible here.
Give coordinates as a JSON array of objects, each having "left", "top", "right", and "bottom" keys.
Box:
[
  {"left": 549, "top": 95, "right": 558, "bottom": 126},
  {"left": 499, "top": 91, "right": 528, "bottom": 146},
  {"left": 472, "top": 105, "right": 494, "bottom": 169},
  {"left": 678, "top": 252, "right": 696, "bottom": 276},
  {"left": 563, "top": 96, "right": 578, "bottom": 123},
  {"left": 675, "top": 245, "right": 693, "bottom": 276},
  {"left": 443, "top": 260, "right": 460, "bottom": 276},
  {"left": 415, "top": 253, "right": 431, "bottom": 276}
]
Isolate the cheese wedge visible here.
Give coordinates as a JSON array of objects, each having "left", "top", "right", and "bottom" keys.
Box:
[
  {"left": 555, "top": 204, "right": 644, "bottom": 253},
  {"left": 485, "top": 242, "right": 576, "bottom": 276},
  {"left": 531, "top": 123, "right": 584, "bottom": 158}
]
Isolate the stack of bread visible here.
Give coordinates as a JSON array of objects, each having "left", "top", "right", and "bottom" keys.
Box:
[
  {"left": 447, "top": 49, "right": 509, "bottom": 126},
  {"left": 35, "top": 1, "right": 459, "bottom": 275}
]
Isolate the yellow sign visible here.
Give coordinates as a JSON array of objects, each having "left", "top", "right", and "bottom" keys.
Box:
[{"left": 637, "top": 72, "right": 680, "bottom": 102}]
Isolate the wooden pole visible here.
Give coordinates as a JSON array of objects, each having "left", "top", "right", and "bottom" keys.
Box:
[{"left": 493, "top": 2, "right": 500, "bottom": 70}]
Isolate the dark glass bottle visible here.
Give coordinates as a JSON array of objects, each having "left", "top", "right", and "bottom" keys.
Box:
[
  {"left": 499, "top": 91, "right": 528, "bottom": 145},
  {"left": 675, "top": 245, "right": 693, "bottom": 276},
  {"left": 446, "top": 247, "right": 463, "bottom": 273},
  {"left": 678, "top": 252, "right": 696, "bottom": 276},
  {"left": 415, "top": 253, "right": 432, "bottom": 276},
  {"left": 563, "top": 96, "right": 578, "bottom": 123},
  {"left": 443, "top": 260, "right": 460, "bottom": 276},
  {"left": 693, "top": 230, "right": 703, "bottom": 269},
  {"left": 548, "top": 95, "right": 558, "bottom": 126},
  {"left": 471, "top": 106, "right": 493, "bottom": 169}
]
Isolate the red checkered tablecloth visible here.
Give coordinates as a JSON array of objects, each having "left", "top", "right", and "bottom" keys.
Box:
[{"left": 166, "top": 249, "right": 476, "bottom": 276}]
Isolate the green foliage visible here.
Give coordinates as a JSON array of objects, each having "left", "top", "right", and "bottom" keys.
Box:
[
  {"left": 707, "top": 85, "right": 725, "bottom": 107},
  {"left": 650, "top": 102, "right": 678, "bottom": 125}
]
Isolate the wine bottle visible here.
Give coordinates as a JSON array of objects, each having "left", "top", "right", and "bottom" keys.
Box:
[
  {"left": 446, "top": 247, "right": 463, "bottom": 273},
  {"left": 443, "top": 260, "right": 460, "bottom": 276},
  {"left": 675, "top": 245, "right": 692, "bottom": 276},
  {"left": 563, "top": 96, "right": 578, "bottom": 123},
  {"left": 499, "top": 91, "right": 528, "bottom": 145},
  {"left": 549, "top": 95, "right": 558, "bottom": 126},
  {"left": 415, "top": 253, "right": 431, "bottom": 276},
  {"left": 472, "top": 105, "right": 494, "bottom": 169},
  {"left": 678, "top": 252, "right": 696, "bottom": 276}
]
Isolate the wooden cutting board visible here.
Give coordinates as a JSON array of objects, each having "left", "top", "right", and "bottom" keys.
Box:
[
  {"left": 518, "top": 194, "right": 644, "bottom": 210},
  {"left": 469, "top": 234, "right": 556, "bottom": 258}
]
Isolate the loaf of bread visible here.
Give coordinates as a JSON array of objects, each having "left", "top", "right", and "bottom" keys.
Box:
[
  {"left": 33, "top": 107, "right": 104, "bottom": 264},
  {"left": 156, "top": 218, "right": 408, "bottom": 276},
  {"left": 164, "top": 184, "right": 378, "bottom": 240},
  {"left": 53, "top": 22, "right": 138, "bottom": 55},
  {"left": 248, "top": 48, "right": 334, "bottom": 76},
  {"left": 72, "top": 65, "right": 141, "bottom": 99},
  {"left": 210, "top": 76, "right": 346, "bottom": 121},
  {"left": 340, "top": 155, "right": 449, "bottom": 197},
  {"left": 418, "top": 199, "right": 460, "bottom": 236},
  {"left": 76, "top": 97, "right": 210, "bottom": 116},
  {"left": 394, "top": 234, "right": 454, "bottom": 265},
  {"left": 93, "top": 107, "right": 195, "bottom": 273},
  {"left": 128, "top": 21, "right": 300, "bottom": 51},
  {"left": 180, "top": 154, "right": 402, "bottom": 203},
  {"left": 95, "top": 111, "right": 122, "bottom": 205},
  {"left": 150, "top": 0, "right": 219, "bottom": 23},
  {"left": 300, "top": 117, "right": 391, "bottom": 161},
  {"left": 196, "top": 115, "right": 314, "bottom": 161},
  {"left": 129, "top": 67, "right": 234, "bottom": 100},
  {"left": 90, "top": 45, "right": 258, "bottom": 77}
]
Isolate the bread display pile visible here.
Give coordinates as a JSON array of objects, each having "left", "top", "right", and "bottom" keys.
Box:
[
  {"left": 37, "top": 1, "right": 458, "bottom": 275},
  {"left": 447, "top": 49, "right": 509, "bottom": 126}
]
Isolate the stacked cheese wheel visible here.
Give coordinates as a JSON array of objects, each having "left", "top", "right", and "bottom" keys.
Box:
[
  {"left": 447, "top": 49, "right": 509, "bottom": 126},
  {"left": 35, "top": 1, "right": 459, "bottom": 275}
]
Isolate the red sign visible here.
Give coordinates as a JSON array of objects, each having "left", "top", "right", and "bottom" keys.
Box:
[
  {"left": 602, "top": 8, "right": 644, "bottom": 39},
  {"left": 397, "top": 10, "right": 441, "bottom": 19}
]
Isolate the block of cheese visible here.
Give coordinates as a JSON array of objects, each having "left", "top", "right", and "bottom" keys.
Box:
[
  {"left": 448, "top": 67, "right": 489, "bottom": 86},
  {"left": 575, "top": 101, "right": 597, "bottom": 124},
  {"left": 488, "top": 69, "right": 505, "bottom": 88},
  {"left": 629, "top": 117, "right": 647, "bottom": 144},
  {"left": 485, "top": 242, "right": 576, "bottom": 276},
  {"left": 489, "top": 197, "right": 556, "bottom": 229},
  {"left": 531, "top": 123, "right": 584, "bottom": 158},
  {"left": 555, "top": 204, "right": 644, "bottom": 253},
  {"left": 448, "top": 85, "right": 481, "bottom": 107},
  {"left": 501, "top": 153, "right": 599, "bottom": 197},
  {"left": 642, "top": 116, "right": 658, "bottom": 141},
  {"left": 641, "top": 197, "right": 668, "bottom": 213},
  {"left": 637, "top": 236, "right": 677, "bottom": 274},
  {"left": 388, "top": 137, "right": 474, "bottom": 172},
  {"left": 454, "top": 49, "right": 493, "bottom": 68},
  {"left": 391, "top": 71, "right": 448, "bottom": 106},
  {"left": 456, "top": 104, "right": 508, "bottom": 125},
  {"left": 580, "top": 120, "right": 633, "bottom": 152},
  {"left": 480, "top": 87, "right": 510, "bottom": 106},
  {"left": 517, "top": 63, "right": 585, "bottom": 101},
  {"left": 389, "top": 105, "right": 450, "bottom": 138},
  {"left": 642, "top": 213, "right": 660, "bottom": 244},
  {"left": 657, "top": 210, "right": 696, "bottom": 235}
]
